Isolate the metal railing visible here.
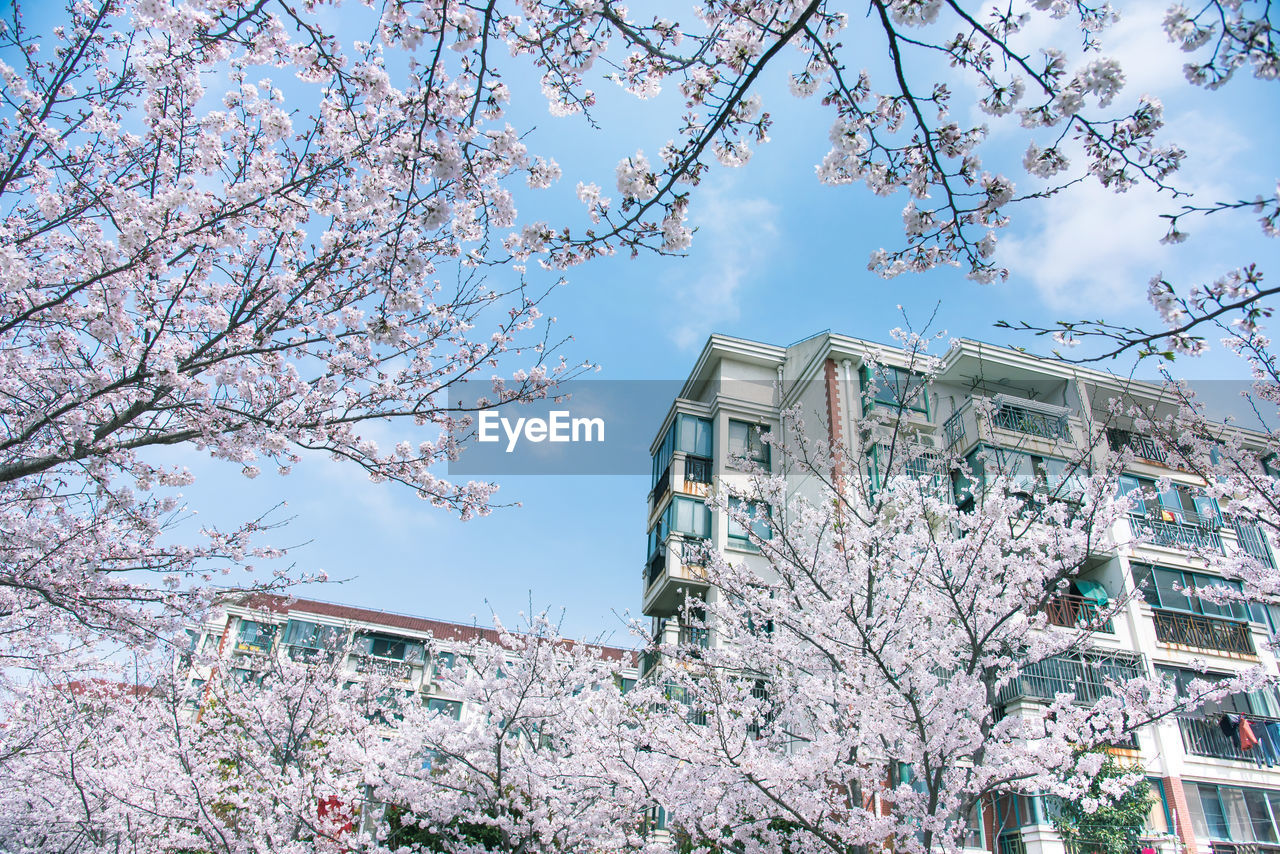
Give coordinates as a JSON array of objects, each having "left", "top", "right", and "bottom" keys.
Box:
[
  {"left": 992, "top": 402, "right": 1071, "bottom": 441},
  {"left": 1043, "top": 594, "right": 1114, "bottom": 633},
  {"left": 998, "top": 832, "right": 1027, "bottom": 854},
  {"left": 1152, "top": 608, "right": 1255, "bottom": 654},
  {"left": 685, "top": 455, "right": 712, "bottom": 484},
  {"left": 997, "top": 651, "right": 1147, "bottom": 706},
  {"left": 1235, "top": 520, "right": 1277, "bottom": 568},
  {"left": 943, "top": 404, "right": 969, "bottom": 449},
  {"left": 1107, "top": 428, "right": 1168, "bottom": 463},
  {"left": 1130, "top": 512, "right": 1225, "bottom": 553},
  {"left": 1210, "top": 842, "right": 1280, "bottom": 854},
  {"left": 1178, "top": 714, "right": 1280, "bottom": 762},
  {"left": 679, "top": 626, "right": 709, "bottom": 649}
]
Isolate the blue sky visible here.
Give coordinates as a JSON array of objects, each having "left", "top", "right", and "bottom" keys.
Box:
[{"left": 162, "top": 0, "right": 1280, "bottom": 645}]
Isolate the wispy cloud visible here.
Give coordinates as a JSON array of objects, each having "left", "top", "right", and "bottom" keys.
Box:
[
  {"left": 669, "top": 180, "right": 779, "bottom": 350},
  {"left": 992, "top": 0, "right": 1267, "bottom": 313}
]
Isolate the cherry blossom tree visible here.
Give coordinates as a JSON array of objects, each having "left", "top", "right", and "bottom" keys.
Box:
[
  {"left": 4, "top": 0, "right": 1271, "bottom": 675},
  {"left": 0, "top": 610, "right": 641, "bottom": 853}
]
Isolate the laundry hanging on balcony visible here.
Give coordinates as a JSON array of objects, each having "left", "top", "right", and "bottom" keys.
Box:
[{"left": 1240, "top": 717, "right": 1261, "bottom": 751}]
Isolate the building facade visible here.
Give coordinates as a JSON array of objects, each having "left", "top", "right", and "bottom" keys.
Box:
[
  {"left": 186, "top": 593, "right": 639, "bottom": 723},
  {"left": 642, "top": 332, "right": 1280, "bottom": 854}
]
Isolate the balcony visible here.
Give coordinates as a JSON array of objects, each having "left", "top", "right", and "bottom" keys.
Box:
[
  {"left": 642, "top": 536, "right": 710, "bottom": 617},
  {"left": 1129, "top": 511, "right": 1225, "bottom": 554},
  {"left": 685, "top": 456, "right": 712, "bottom": 484},
  {"left": 1151, "top": 608, "right": 1255, "bottom": 655},
  {"left": 1178, "top": 714, "right": 1280, "bottom": 762},
  {"left": 1107, "top": 428, "right": 1168, "bottom": 464},
  {"left": 679, "top": 626, "right": 709, "bottom": 653},
  {"left": 944, "top": 394, "right": 1078, "bottom": 455},
  {"left": 1043, "top": 593, "right": 1113, "bottom": 633},
  {"left": 991, "top": 398, "right": 1071, "bottom": 441},
  {"left": 997, "top": 650, "right": 1146, "bottom": 706}
]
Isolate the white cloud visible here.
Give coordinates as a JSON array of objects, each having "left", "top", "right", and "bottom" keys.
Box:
[{"left": 669, "top": 180, "right": 779, "bottom": 350}]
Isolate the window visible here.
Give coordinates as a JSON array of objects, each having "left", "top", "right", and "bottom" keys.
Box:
[
  {"left": 617, "top": 676, "right": 636, "bottom": 694},
  {"left": 282, "top": 619, "right": 345, "bottom": 657},
  {"left": 727, "top": 497, "right": 772, "bottom": 546},
  {"left": 653, "top": 413, "right": 712, "bottom": 488},
  {"left": 235, "top": 620, "right": 277, "bottom": 653},
  {"left": 1185, "top": 783, "right": 1280, "bottom": 843},
  {"left": 1119, "top": 476, "right": 1220, "bottom": 526},
  {"left": 1156, "top": 665, "right": 1280, "bottom": 717},
  {"left": 962, "top": 804, "right": 985, "bottom": 849},
  {"left": 1132, "top": 563, "right": 1251, "bottom": 622},
  {"left": 355, "top": 633, "right": 425, "bottom": 664},
  {"left": 665, "top": 495, "right": 711, "bottom": 539},
  {"left": 728, "top": 420, "right": 770, "bottom": 468},
  {"left": 433, "top": 651, "right": 456, "bottom": 675},
  {"left": 1144, "top": 779, "right": 1172, "bottom": 836},
  {"left": 426, "top": 697, "right": 463, "bottom": 720},
  {"left": 860, "top": 364, "right": 929, "bottom": 415},
  {"left": 952, "top": 445, "right": 1081, "bottom": 506}
]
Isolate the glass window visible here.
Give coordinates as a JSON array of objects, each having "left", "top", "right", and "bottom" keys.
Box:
[
  {"left": 1145, "top": 780, "right": 1170, "bottom": 836},
  {"left": 356, "top": 633, "right": 425, "bottom": 663},
  {"left": 1196, "top": 783, "right": 1232, "bottom": 840},
  {"left": 676, "top": 414, "right": 712, "bottom": 458},
  {"left": 1245, "top": 789, "right": 1277, "bottom": 842},
  {"left": 668, "top": 496, "right": 711, "bottom": 538},
  {"left": 652, "top": 422, "right": 675, "bottom": 488},
  {"left": 426, "top": 697, "right": 462, "bottom": 719},
  {"left": 235, "top": 620, "right": 277, "bottom": 653},
  {"left": 433, "top": 651, "right": 456, "bottom": 674},
  {"left": 1185, "top": 783, "right": 1212, "bottom": 840},
  {"left": 1154, "top": 567, "right": 1194, "bottom": 613},
  {"left": 1222, "top": 787, "right": 1254, "bottom": 842},
  {"left": 1131, "top": 563, "right": 1159, "bottom": 608},
  {"left": 727, "top": 497, "right": 772, "bottom": 544},
  {"left": 728, "top": 420, "right": 770, "bottom": 468},
  {"left": 964, "top": 804, "right": 984, "bottom": 849},
  {"left": 861, "top": 365, "right": 928, "bottom": 414},
  {"left": 283, "top": 619, "right": 345, "bottom": 651}
]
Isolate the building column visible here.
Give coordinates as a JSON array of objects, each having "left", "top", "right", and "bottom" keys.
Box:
[{"left": 1161, "top": 775, "right": 1199, "bottom": 854}]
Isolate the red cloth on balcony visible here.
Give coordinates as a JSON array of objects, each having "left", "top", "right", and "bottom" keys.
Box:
[{"left": 1240, "top": 717, "right": 1261, "bottom": 751}]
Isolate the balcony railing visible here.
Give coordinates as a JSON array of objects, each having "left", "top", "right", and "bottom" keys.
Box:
[
  {"left": 1043, "top": 594, "right": 1114, "bottom": 633},
  {"left": 1130, "top": 512, "right": 1225, "bottom": 553},
  {"left": 1210, "top": 841, "right": 1280, "bottom": 854},
  {"left": 679, "top": 626, "right": 709, "bottom": 649},
  {"left": 1152, "top": 608, "right": 1255, "bottom": 654},
  {"left": 997, "top": 651, "right": 1146, "bottom": 706},
  {"left": 992, "top": 400, "right": 1071, "bottom": 441},
  {"left": 685, "top": 455, "right": 712, "bottom": 484},
  {"left": 1235, "top": 519, "right": 1277, "bottom": 568},
  {"left": 1178, "top": 714, "right": 1280, "bottom": 762},
  {"left": 998, "top": 833, "right": 1027, "bottom": 854},
  {"left": 1107, "top": 428, "right": 1168, "bottom": 464}
]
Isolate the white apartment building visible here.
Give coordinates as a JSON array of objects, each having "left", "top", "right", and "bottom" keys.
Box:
[
  {"left": 186, "top": 593, "right": 640, "bottom": 722},
  {"left": 642, "top": 332, "right": 1280, "bottom": 854}
]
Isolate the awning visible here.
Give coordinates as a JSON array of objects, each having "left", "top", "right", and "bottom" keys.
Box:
[{"left": 1075, "top": 579, "right": 1110, "bottom": 606}]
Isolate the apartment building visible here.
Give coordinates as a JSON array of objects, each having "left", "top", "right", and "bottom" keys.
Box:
[
  {"left": 641, "top": 332, "right": 1280, "bottom": 854},
  {"left": 186, "top": 593, "right": 639, "bottom": 722}
]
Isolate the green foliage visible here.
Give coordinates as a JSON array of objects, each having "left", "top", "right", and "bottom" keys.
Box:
[
  {"left": 1050, "top": 751, "right": 1156, "bottom": 854},
  {"left": 384, "top": 804, "right": 510, "bottom": 852}
]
